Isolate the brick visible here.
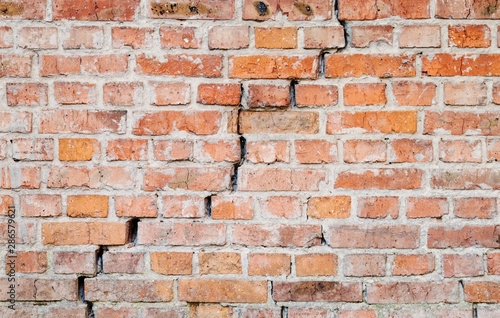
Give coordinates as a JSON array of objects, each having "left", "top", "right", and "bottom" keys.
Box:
[
  {"left": 0, "top": 222, "right": 36, "bottom": 244},
  {"left": 399, "top": 25, "right": 441, "bottom": 48},
  {"left": 248, "top": 253, "right": 291, "bottom": 276},
  {"left": 6, "top": 251, "right": 47, "bottom": 273},
  {"left": 344, "top": 140, "right": 386, "bottom": 163},
  {"left": 428, "top": 225, "right": 500, "bottom": 248},
  {"left": 21, "top": 194, "right": 61, "bottom": 217},
  {"left": 0, "top": 111, "right": 32, "bottom": 133},
  {"left": 367, "top": 282, "right": 459, "bottom": 304},
  {"left": 478, "top": 309, "right": 500, "bottom": 318},
  {"left": 42, "top": 222, "right": 128, "bottom": 245},
  {"left": 198, "top": 83, "right": 241, "bottom": 106},
  {"left": 233, "top": 224, "right": 321, "bottom": 247},
  {"left": 149, "top": 82, "right": 190, "bottom": 106},
  {"left": 304, "top": 27, "right": 345, "bottom": 48},
  {"left": 154, "top": 140, "right": 192, "bottom": 161},
  {"left": 41, "top": 110, "right": 126, "bottom": 134},
  {"left": 19, "top": 27, "right": 57, "bottom": 49},
  {"left": 289, "top": 308, "right": 330, "bottom": 317},
  {"left": 431, "top": 168, "right": 500, "bottom": 189},
  {"left": 344, "top": 83, "right": 387, "bottom": 106},
  {"left": 393, "top": 81, "right": 436, "bottom": 106},
  {"left": 0, "top": 278, "right": 77, "bottom": 301},
  {"left": 464, "top": 282, "right": 500, "bottom": 303},
  {"left": 63, "top": 26, "right": 103, "bottom": 49},
  {"left": 48, "top": 166, "right": 134, "bottom": 189},
  {"left": 12, "top": 138, "right": 53, "bottom": 161},
  {"left": 242, "top": 0, "right": 279, "bottom": 20},
  {"left": 357, "top": 197, "right": 398, "bottom": 219},
  {"left": 0, "top": 195, "right": 14, "bottom": 216},
  {"left": 454, "top": 197, "right": 496, "bottom": 219},
  {"left": 335, "top": 168, "right": 423, "bottom": 190},
  {"left": 238, "top": 168, "right": 326, "bottom": 191},
  {"left": 54, "top": 82, "right": 96, "bottom": 104},
  {"left": 392, "top": 254, "right": 435, "bottom": 276},
  {"left": 85, "top": 279, "right": 173, "bottom": 302},
  {"left": 449, "top": 24, "right": 491, "bottom": 47},
  {"left": 142, "top": 167, "right": 231, "bottom": 191},
  {"left": 352, "top": 26, "right": 393, "bottom": 47},
  {"left": 423, "top": 54, "right": 500, "bottom": 76},
  {"left": 53, "top": 0, "right": 140, "bottom": 21},
  {"left": 196, "top": 139, "right": 240, "bottom": 163},
  {"left": 67, "top": 195, "right": 108, "bottom": 218},
  {"left": 116, "top": 195, "right": 157, "bottom": 218},
  {"left": 325, "top": 54, "right": 415, "bottom": 78},
  {"left": 163, "top": 195, "right": 205, "bottom": 218},
  {"left": 424, "top": 111, "right": 500, "bottom": 136},
  {"left": 389, "top": 139, "right": 433, "bottom": 163},
  {"left": 488, "top": 253, "right": 500, "bottom": 274},
  {"left": 133, "top": 111, "right": 221, "bottom": 135},
  {"left": 144, "top": 308, "right": 187, "bottom": 318},
  {"left": 40, "top": 55, "right": 128, "bottom": 76},
  {"left": 255, "top": 27, "right": 297, "bottom": 49},
  {"left": 151, "top": 252, "right": 192, "bottom": 275},
  {"left": 437, "top": 0, "right": 500, "bottom": 19},
  {"left": 239, "top": 309, "right": 280, "bottom": 318},
  {"left": 160, "top": 26, "right": 199, "bottom": 48},
  {"left": 443, "top": 254, "right": 483, "bottom": 277},
  {"left": 6, "top": 83, "right": 48, "bottom": 106},
  {"left": 149, "top": 0, "right": 235, "bottom": 19},
  {"left": 103, "top": 252, "right": 144, "bottom": 274},
  {"left": 296, "top": 254, "right": 337, "bottom": 277},
  {"left": 247, "top": 141, "right": 289, "bottom": 163},
  {"left": 209, "top": 26, "right": 249, "bottom": 49},
  {"left": 344, "top": 254, "right": 386, "bottom": 277},
  {"left": 229, "top": 55, "right": 318, "bottom": 79},
  {"left": 136, "top": 54, "right": 222, "bottom": 77},
  {"left": 280, "top": 0, "right": 332, "bottom": 20},
  {"left": 113, "top": 27, "right": 153, "bottom": 49},
  {"left": 212, "top": 196, "right": 253, "bottom": 220},
  {"left": 444, "top": 81, "right": 487, "bottom": 105},
  {"left": 107, "top": 139, "right": 148, "bottom": 161},
  {"left": 94, "top": 308, "right": 137, "bottom": 318},
  {"left": 407, "top": 197, "right": 448, "bottom": 218},
  {"left": 39, "top": 55, "right": 81, "bottom": 76},
  {"left": 0, "top": 0, "right": 46, "bottom": 19},
  {"left": 494, "top": 83, "right": 500, "bottom": 104},
  {"left": 487, "top": 139, "right": 500, "bottom": 161},
  {"left": 103, "top": 82, "right": 142, "bottom": 106},
  {"left": 240, "top": 111, "right": 319, "bottom": 134},
  {"left": 338, "top": 0, "right": 430, "bottom": 19},
  {"left": 295, "top": 140, "right": 337, "bottom": 163},
  {"left": 0, "top": 55, "right": 31, "bottom": 77},
  {"left": 259, "top": 196, "right": 301, "bottom": 219},
  {"left": 326, "top": 225, "right": 420, "bottom": 248},
  {"left": 179, "top": 279, "right": 267, "bottom": 303},
  {"left": 307, "top": 196, "right": 351, "bottom": 219},
  {"left": 0, "top": 26, "right": 12, "bottom": 47},
  {"left": 59, "top": 139, "right": 100, "bottom": 161},
  {"left": 199, "top": 252, "right": 242, "bottom": 274},
  {"left": 339, "top": 310, "right": 377, "bottom": 318},
  {"left": 295, "top": 84, "right": 338, "bottom": 106},
  {"left": 138, "top": 223, "right": 226, "bottom": 246},
  {"left": 248, "top": 84, "right": 290, "bottom": 107},
  {"left": 46, "top": 308, "right": 87, "bottom": 318},
  {"left": 0, "top": 167, "right": 40, "bottom": 189},
  {"left": 273, "top": 281, "right": 362, "bottom": 302},
  {"left": 189, "top": 305, "right": 232, "bottom": 318},
  {"left": 0, "top": 140, "right": 5, "bottom": 160},
  {"left": 327, "top": 111, "right": 418, "bottom": 134}
]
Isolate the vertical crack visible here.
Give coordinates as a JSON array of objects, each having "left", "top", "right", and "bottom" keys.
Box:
[
  {"left": 78, "top": 277, "right": 95, "bottom": 318},
  {"left": 231, "top": 135, "right": 246, "bottom": 192}
]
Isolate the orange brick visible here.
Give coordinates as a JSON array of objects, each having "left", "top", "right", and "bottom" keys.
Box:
[
  {"left": 189, "top": 304, "right": 233, "bottom": 318},
  {"left": 199, "top": 252, "right": 242, "bottom": 274},
  {"left": 59, "top": 139, "right": 100, "bottom": 161},
  {"left": 428, "top": 225, "right": 500, "bottom": 248},
  {"left": 247, "top": 84, "right": 290, "bottom": 107},
  {"left": 338, "top": 0, "right": 430, "bottom": 19},
  {"left": 295, "top": 84, "right": 338, "bottom": 106},
  {"left": 160, "top": 26, "right": 199, "bottom": 48},
  {"left": 149, "top": 0, "right": 235, "bottom": 19},
  {"left": 344, "top": 83, "right": 387, "bottom": 106},
  {"left": 0, "top": 55, "right": 31, "bottom": 77},
  {"left": 304, "top": 27, "right": 345, "bottom": 48},
  {"left": 326, "top": 54, "right": 415, "bottom": 78},
  {"left": 255, "top": 27, "right": 297, "bottom": 49},
  {"left": 42, "top": 222, "right": 128, "bottom": 245},
  {"left": 211, "top": 196, "right": 253, "bottom": 220},
  {"left": 424, "top": 111, "right": 500, "bottom": 136},
  {"left": 343, "top": 140, "right": 386, "bottom": 163},
  {"left": 295, "top": 140, "right": 337, "bottom": 164},
  {"left": 389, "top": 139, "right": 433, "bottom": 163},
  {"left": 196, "top": 139, "right": 240, "bottom": 163},
  {"left": 327, "top": 111, "right": 418, "bottom": 134},
  {"left": 107, "top": 139, "right": 148, "bottom": 161},
  {"left": 197, "top": 83, "right": 241, "bottom": 106},
  {"left": 488, "top": 253, "right": 500, "bottom": 275},
  {"left": 67, "top": 195, "right": 108, "bottom": 218},
  {"left": 133, "top": 111, "right": 221, "bottom": 136},
  {"left": 178, "top": 279, "right": 267, "bottom": 303},
  {"left": 53, "top": 0, "right": 140, "bottom": 21},
  {"left": 449, "top": 25, "right": 491, "bottom": 48},
  {"left": 392, "top": 254, "right": 435, "bottom": 276},
  {"left": 248, "top": 253, "right": 291, "bottom": 276},
  {"left": 328, "top": 225, "right": 420, "bottom": 249},
  {"left": 307, "top": 196, "right": 351, "bottom": 219},
  {"left": 357, "top": 197, "right": 399, "bottom": 219},
  {"left": 407, "top": 197, "right": 448, "bottom": 218},
  {"left": 296, "top": 254, "right": 337, "bottom": 276},
  {"left": 151, "top": 252, "right": 193, "bottom": 275},
  {"left": 229, "top": 55, "right": 318, "bottom": 79},
  {"left": 150, "top": 82, "right": 191, "bottom": 105},
  {"left": 344, "top": 254, "right": 386, "bottom": 277},
  {"left": 464, "top": 282, "right": 500, "bottom": 303},
  {"left": 0, "top": 195, "right": 13, "bottom": 216},
  {"left": 112, "top": 27, "right": 153, "bottom": 48},
  {"left": 335, "top": 168, "right": 423, "bottom": 190},
  {"left": 259, "top": 196, "right": 301, "bottom": 219},
  {"left": 116, "top": 195, "right": 157, "bottom": 218},
  {"left": 136, "top": 54, "right": 222, "bottom": 77}
]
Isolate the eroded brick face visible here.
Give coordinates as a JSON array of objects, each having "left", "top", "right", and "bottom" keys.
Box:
[{"left": 2, "top": 0, "right": 499, "bottom": 315}]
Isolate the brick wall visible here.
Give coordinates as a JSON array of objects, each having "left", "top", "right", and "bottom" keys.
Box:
[{"left": 1, "top": 0, "right": 500, "bottom": 316}]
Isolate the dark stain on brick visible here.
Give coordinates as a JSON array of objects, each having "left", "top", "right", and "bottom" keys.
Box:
[
  {"left": 254, "top": 1, "right": 268, "bottom": 16},
  {"left": 150, "top": 2, "right": 212, "bottom": 16},
  {"left": 483, "top": 2, "right": 498, "bottom": 15},
  {"left": 294, "top": 2, "right": 314, "bottom": 16},
  {"left": 0, "top": 2, "right": 24, "bottom": 16}
]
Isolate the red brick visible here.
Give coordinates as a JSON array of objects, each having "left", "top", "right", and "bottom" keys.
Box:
[
  {"left": 304, "top": 26, "right": 345, "bottom": 48},
  {"left": 21, "top": 194, "right": 61, "bottom": 217},
  {"left": 133, "top": 111, "right": 220, "bottom": 135},
  {"left": 393, "top": 81, "right": 436, "bottom": 106},
  {"left": 41, "top": 110, "right": 126, "bottom": 134},
  {"left": 229, "top": 55, "right": 318, "bottom": 79},
  {"left": 296, "top": 254, "right": 337, "bottom": 276},
  {"left": 0, "top": 55, "right": 31, "bottom": 77},
  {"left": 59, "top": 138, "right": 100, "bottom": 161},
  {"left": 444, "top": 81, "right": 487, "bottom": 105},
  {"left": 273, "top": 281, "right": 362, "bottom": 302},
  {"left": 431, "top": 168, "right": 500, "bottom": 189},
  {"left": 487, "top": 139, "right": 500, "bottom": 161},
  {"left": 163, "top": 195, "right": 205, "bottom": 218},
  {"left": 443, "top": 254, "right": 483, "bottom": 277},
  {"left": 0, "top": 195, "right": 13, "bottom": 216},
  {"left": 153, "top": 140, "right": 191, "bottom": 162},
  {"left": 428, "top": 225, "right": 500, "bottom": 248},
  {"left": 240, "top": 111, "right": 319, "bottom": 134},
  {"left": 209, "top": 26, "right": 249, "bottom": 49},
  {"left": 307, "top": 196, "right": 351, "bottom": 219},
  {"left": 449, "top": 24, "right": 491, "bottom": 47},
  {"left": 197, "top": 83, "right": 241, "bottom": 106},
  {"left": 367, "top": 282, "right": 459, "bottom": 304},
  {"left": 295, "top": 140, "right": 337, "bottom": 163},
  {"left": 144, "top": 308, "right": 187, "bottom": 318},
  {"left": 143, "top": 167, "right": 231, "bottom": 191},
  {"left": 160, "top": 26, "right": 199, "bottom": 48},
  {"left": 0, "top": 111, "right": 32, "bottom": 133},
  {"left": 41, "top": 55, "right": 128, "bottom": 76},
  {"left": 138, "top": 222, "right": 226, "bottom": 246},
  {"left": 136, "top": 54, "right": 222, "bottom": 77},
  {"left": 12, "top": 138, "right": 53, "bottom": 161},
  {"left": 289, "top": 308, "right": 330, "bottom": 318},
  {"left": 103, "top": 82, "right": 142, "bottom": 106},
  {"left": 399, "top": 25, "right": 441, "bottom": 48},
  {"left": 464, "top": 282, "right": 500, "bottom": 303},
  {"left": 0, "top": 167, "right": 40, "bottom": 189},
  {"left": 212, "top": 196, "right": 253, "bottom": 220},
  {"left": 0, "top": 222, "right": 36, "bottom": 244},
  {"left": 441, "top": 138, "right": 481, "bottom": 162},
  {"left": 189, "top": 304, "right": 232, "bottom": 318},
  {"left": 0, "top": 140, "right": 5, "bottom": 160},
  {"left": 248, "top": 253, "right": 291, "bottom": 276},
  {"left": 116, "top": 195, "right": 157, "bottom": 218},
  {"left": 149, "top": 82, "right": 190, "bottom": 106},
  {"left": 107, "top": 139, "right": 148, "bottom": 161},
  {"left": 94, "top": 308, "right": 137, "bottom": 318},
  {"left": 113, "top": 27, "right": 153, "bottom": 49},
  {"left": 63, "top": 26, "right": 103, "bottom": 49},
  {"left": 279, "top": 0, "right": 332, "bottom": 21},
  {"left": 335, "top": 168, "right": 422, "bottom": 190},
  {"left": 248, "top": 84, "right": 290, "bottom": 107},
  {"left": 6, "top": 251, "right": 47, "bottom": 273},
  {"left": 389, "top": 139, "right": 433, "bottom": 162},
  {"left": 6, "top": 83, "right": 48, "bottom": 106},
  {"left": 196, "top": 139, "right": 240, "bottom": 163},
  {"left": 295, "top": 84, "right": 338, "bottom": 106},
  {"left": 424, "top": 111, "right": 500, "bottom": 136},
  {"left": 103, "top": 252, "right": 144, "bottom": 274},
  {"left": 67, "top": 195, "right": 108, "bottom": 218},
  {"left": 357, "top": 197, "right": 398, "bottom": 219},
  {"left": 392, "top": 254, "right": 435, "bottom": 276},
  {"left": 178, "top": 279, "right": 267, "bottom": 303},
  {"left": 352, "top": 26, "right": 393, "bottom": 47},
  {"left": 259, "top": 196, "right": 301, "bottom": 219},
  {"left": 48, "top": 166, "right": 134, "bottom": 189},
  {"left": 344, "top": 83, "right": 387, "bottom": 106},
  {"left": 407, "top": 197, "right": 448, "bottom": 218},
  {"left": 238, "top": 168, "right": 326, "bottom": 191},
  {"left": 437, "top": 0, "right": 500, "bottom": 19},
  {"left": 0, "top": 278, "right": 77, "bottom": 301},
  {"left": 255, "top": 27, "right": 297, "bottom": 49},
  {"left": 423, "top": 54, "right": 500, "bottom": 76},
  {"left": 0, "top": 0, "right": 46, "bottom": 19},
  {"left": 339, "top": 310, "right": 377, "bottom": 318},
  {"left": 454, "top": 197, "right": 496, "bottom": 219},
  {"left": 54, "top": 82, "right": 96, "bottom": 104},
  {"left": 242, "top": 0, "right": 279, "bottom": 20},
  {"left": 151, "top": 252, "right": 193, "bottom": 275},
  {"left": 247, "top": 141, "right": 289, "bottom": 163},
  {"left": 199, "top": 252, "right": 242, "bottom": 274},
  {"left": 344, "top": 254, "right": 386, "bottom": 277},
  {"left": 0, "top": 27, "right": 13, "bottom": 47},
  {"left": 327, "top": 111, "right": 418, "bottom": 134},
  {"left": 53, "top": 0, "right": 140, "bottom": 21},
  {"left": 338, "top": 0, "right": 430, "bottom": 19},
  {"left": 494, "top": 83, "right": 500, "bottom": 104},
  {"left": 42, "top": 222, "right": 128, "bottom": 245},
  {"left": 239, "top": 309, "right": 280, "bottom": 318},
  {"left": 46, "top": 308, "right": 87, "bottom": 318},
  {"left": 488, "top": 253, "right": 500, "bottom": 275},
  {"left": 478, "top": 308, "right": 500, "bottom": 318},
  {"left": 149, "top": 0, "right": 235, "bottom": 19},
  {"left": 85, "top": 279, "right": 173, "bottom": 302},
  {"left": 326, "top": 225, "right": 420, "bottom": 248},
  {"left": 232, "top": 224, "right": 321, "bottom": 247},
  {"left": 55, "top": 251, "right": 97, "bottom": 274},
  {"left": 344, "top": 140, "right": 386, "bottom": 163},
  {"left": 325, "top": 54, "right": 415, "bottom": 77},
  {"left": 19, "top": 27, "right": 57, "bottom": 49}
]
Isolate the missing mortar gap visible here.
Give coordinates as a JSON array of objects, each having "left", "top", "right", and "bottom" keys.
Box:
[
  {"left": 231, "top": 135, "right": 247, "bottom": 192},
  {"left": 290, "top": 80, "right": 298, "bottom": 108},
  {"left": 281, "top": 306, "right": 288, "bottom": 318},
  {"left": 78, "top": 277, "right": 95, "bottom": 318},
  {"left": 96, "top": 246, "right": 107, "bottom": 274},
  {"left": 205, "top": 195, "right": 213, "bottom": 217},
  {"left": 127, "top": 218, "right": 139, "bottom": 245}
]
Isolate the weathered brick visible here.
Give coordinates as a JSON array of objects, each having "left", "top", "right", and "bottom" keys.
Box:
[
  {"left": 19, "top": 27, "right": 57, "bottom": 49},
  {"left": 307, "top": 196, "right": 351, "bottom": 219},
  {"left": 335, "top": 168, "right": 423, "bottom": 190},
  {"left": 0, "top": 278, "right": 77, "bottom": 301},
  {"left": 150, "top": 82, "right": 190, "bottom": 105},
  {"left": 295, "top": 84, "right": 338, "bottom": 106},
  {"left": 211, "top": 196, "right": 253, "bottom": 220},
  {"left": 0, "top": 195, "right": 14, "bottom": 216},
  {"left": 102, "top": 252, "right": 144, "bottom": 274},
  {"left": 273, "top": 281, "right": 362, "bottom": 302},
  {"left": 449, "top": 24, "right": 491, "bottom": 47},
  {"left": 142, "top": 167, "right": 231, "bottom": 191},
  {"left": 133, "top": 111, "right": 221, "bottom": 135},
  {"left": 488, "top": 253, "right": 500, "bottom": 275},
  {"left": 304, "top": 26, "right": 345, "bottom": 48},
  {"left": 399, "top": 25, "right": 441, "bottom": 48},
  {"left": 12, "top": 138, "right": 53, "bottom": 161},
  {"left": 6, "top": 251, "right": 47, "bottom": 273},
  {"left": 338, "top": 0, "right": 430, "bottom": 20},
  {"left": 85, "top": 279, "right": 173, "bottom": 302},
  {"left": 443, "top": 254, "right": 484, "bottom": 277},
  {"left": 198, "top": 83, "right": 241, "bottom": 106},
  {"left": 0, "top": 55, "right": 31, "bottom": 77},
  {"left": 248, "top": 84, "right": 290, "bottom": 107},
  {"left": 296, "top": 254, "right": 337, "bottom": 277},
  {"left": 199, "top": 252, "right": 242, "bottom": 274},
  {"left": 393, "top": 81, "right": 436, "bottom": 106},
  {"left": 431, "top": 168, "right": 500, "bottom": 189},
  {"left": 487, "top": 139, "right": 500, "bottom": 161},
  {"left": 367, "top": 282, "right": 460, "bottom": 303},
  {"left": 325, "top": 54, "right": 415, "bottom": 78},
  {"left": 149, "top": 0, "right": 235, "bottom": 19},
  {"left": 229, "top": 55, "right": 318, "bottom": 79},
  {"left": 407, "top": 197, "right": 448, "bottom": 218},
  {"left": 162, "top": 195, "right": 205, "bottom": 218},
  {"left": 389, "top": 139, "right": 433, "bottom": 163},
  {"left": 352, "top": 26, "right": 393, "bottom": 47},
  {"left": 178, "top": 279, "right": 267, "bottom": 303},
  {"left": 107, "top": 139, "right": 148, "bottom": 161},
  {"left": 428, "top": 225, "right": 500, "bottom": 248},
  {"left": 103, "top": 82, "right": 142, "bottom": 106},
  {"left": 0, "top": 111, "right": 32, "bottom": 133},
  {"left": 53, "top": 251, "right": 96, "bottom": 275},
  {"left": 113, "top": 27, "right": 153, "bottom": 49},
  {"left": 7, "top": 83, "right": 48, "bottom": 106},
  {"left": 357, "top": 197, "right": 399, "bottom": 219},
  {"left": 238, "top": 168, "right": 326, "bottom": 191},
  {"left": 424, "top": 111, "right": 500, "bottom": 136},
  {"left": 295, "top": 140, "right": 337, "bottom": 163},
  {"left": 233, "top": 224, "right": 321, "bottom": 247},
  {"left": 53, "top": 0, "right": 140, "bottom": 21},
  {"left": 255, "top": 27, "right": 297, "bottom": 49},
  {"left": 21, "top": 194, "right": 61, "bottom": 217},
  {"left": 1, "top": 166, "right": 41, "bottom": 189},
  {"left": 116, "top": 195, "right": 157, "bottom": 217},
  {"left": 209, "top": 26, "right": 249, "bottom": 49},
  {"left": 0, "top": 0, "right": 46, "bottom": 19},
  {"left": 160, "top": 26, "right": 199, "bottom": 48},
  {"left": 40, "top": 110, "right": 126, "bottom": 134},
  {"left": 326, "top": 225, "right": 420, "bottom": 248},
  {"left": 54, "top": 82, "right": 96, "bottom": 104},
  {"left": 454, "top": 197, "right": 496, "bottom": 219},
  {"left": 240, "top": 111, "right": 319, "bottom": 134},
  {"left": 63, "top": 26, "right": 103, "bottom": 49},
  {"left": 464, "top": 282, "right": 500, "bottom": 303},
  {"left": 327, "top": 111, "right": 418, "bottom": 134},
  {"left": 136, "top": 54, "right": 222, "bottom": 77},
  {"left": 138, "top": 222, "right": 226, "bottom": 245},
  {"left": 343, "top": 140, "right": 386, "bottom": 163},
  {"left": 444, "top": 81, "right": 487, "bottom": 105},
  {"left": 0, "top": 26, "right": 12, "bottom": 47},
  {"left": 344, "top": 83, "right": 387, "bottom": 106},
  {"left": 42, "top": 222, "right": 128, "bottom": 245},
  {"left": 151, "top": 252, "right": 193, "bottom": 275},
  {"left": 392, "top": 254, "right": 435, "bottom": 276},
  {"left": 48, "top": 166, "right": 134, "bottom": 189},
  {"left": 259, "top": 196, "right": 301, "bottom": 219},
  {"left": 248, "top": 253, "right": 291, "bottom": 276},
  {"left": 344, "top": 254, "right": 386, "bottom": 277}
]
